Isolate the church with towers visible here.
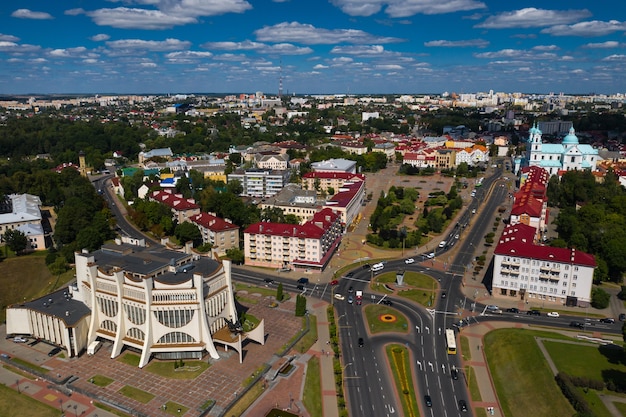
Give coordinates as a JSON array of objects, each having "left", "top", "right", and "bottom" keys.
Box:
[{"left": 518, "top": 123, "right": 598, "bottom": 176}]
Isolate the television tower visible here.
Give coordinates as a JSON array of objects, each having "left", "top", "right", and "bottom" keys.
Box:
[{"left": 278, "top": 59, "right": 283, "bottom": 99}]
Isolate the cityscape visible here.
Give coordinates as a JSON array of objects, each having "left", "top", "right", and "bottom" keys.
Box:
[{"left": 0, "top": 88, "right": 625, "bottom": 417}]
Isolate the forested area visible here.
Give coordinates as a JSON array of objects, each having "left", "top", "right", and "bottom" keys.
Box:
[{"left": 547, "top": 170, "right": 626, "bottom": 282}]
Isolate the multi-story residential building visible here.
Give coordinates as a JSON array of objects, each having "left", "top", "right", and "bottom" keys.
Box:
[
  {"left": 537, "top": 120, "right": 573, "bottom": 136},
  {"left": 323, "top": 179, "right": 366, "bottom": 226},
  {"left": 403, "top": 150, "right": 436, "bottom": 168},
  {"left": 372, "top": 142, "right": 396, "bottom": 161},
  {"left": 227, "top": 169, "right": 291, "bottom": 198},
  {"left": 189, "top": 212, "right": 239, "bottom": 256},
  {"left": 259, "top": 184, "right": 322, "bottom": 223},
  {"left": 301, "top": 172, "right": 365, "bottom": 196},
  {"left": 243, "top": 208, "right": 343, "bottom": 272},
  {"left": 525, "top": 124, "right": 598, "bottom": 176},
  {"left": 0, "top": 194, "right": 46, "bottom": 250},
  {"left": 7, "top": 240, "right": 264, "bottom": 367},
  {"left": 149, "top": 190, "right": 200, "bottom": 223},
  {"left": 493, "top": 223, "right": 595, "bottom": 306},
  {"left": 454, "top": 145, "right": 489, "bottom": 166},
  {"left": 435, "top": 149, "right": 456, "bottom": 170}
]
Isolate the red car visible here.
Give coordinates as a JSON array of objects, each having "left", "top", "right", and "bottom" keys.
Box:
[{"left": 330, "top": 280, "right": 339, "bottom": 286}]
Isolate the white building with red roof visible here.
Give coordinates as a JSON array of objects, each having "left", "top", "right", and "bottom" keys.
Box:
[
  {"left": 403, "top": 150, "right": 436, "bottom": 168},
  {"left": 189, "top": 212, "right": 239, "bottom": 256},
  {"left": 302, "top": 171, "right": 365, "bottom": 195},
  {"left": 150, "top": 190, "right": 200, "bottom": 224},
  {"left": 493, "top": 223, "right": 595, "bottom": 306},
  {"left": 243, "top": 208, "right": 343, "bottom": 271}
]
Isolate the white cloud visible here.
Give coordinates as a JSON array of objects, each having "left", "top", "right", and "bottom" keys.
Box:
[
  {"left": 165, "top": 51, "right": 213, "bottom": 63},
  {"left": 11, "top": 9, "right": 54, "bottom": 20},
  {"left": 212, "top": 53, "right": 249, "bottom": 61},
  {"left": 476, "top": 8, "right": 591, "bottom": 29},
  {"left": 48, "top": 47, "right": 88, "bottom": 58},
  {"left": 474, "top": 49, "right": 558, "bottom": 60},
  {"left": 424, "top": 39, "right": 489, "bottom": 48},
  {"left": 602, "top": 54, "right": 626, "bottom": 61},
  {"left": 254, "top": 22, "right": 403, "bottom": 44},
  {"left": 330, "top": 57, "right": 354, "bottom": 65},
  {"left": 202, "top": 40, "right": 311, "bottom": 55},
  {"left": 0, "top": 34, "right": 20, "bottom": 42},
  {"left": 582, "top": 41, "right": 621, "bottom": 49},
  {"left": 313, "top": 64, "right": 329, "bottom": 69},
  {"left": 542, "top": 20, "right": 626, "bottom": 37},
  {"left": 0, "top": 41, "right": 41, "bottom": 53},
  {"left": 140, "top": 62, "right": 158, "bottom": 67},
  {"left": 330, "top": 0, "right": 486, "bottom": 18},
  {"left": 330, "top": 45, "right": 398, "bottom": 57},
  {"left": 90, "top": 34, "right": 110, "bottom": 42},
  {"left": 106, "top": 38, "right": 191, "bottom": 51},
  {"left": 532, "top": 45, "right": 559, "bottom": 51},
  {"left": 375, "top": 64, "right": 403, "bottom": 70}
]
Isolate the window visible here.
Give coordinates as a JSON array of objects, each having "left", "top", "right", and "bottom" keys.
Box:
[
  {"left": 572, "top": 283, "right": 576, "bottom": 288},
  {"left": 562, "top": 290, "right": 566, "bottom": 295},
  {"left": 573, "top": 275, "right": 577, "bottom": 280}
]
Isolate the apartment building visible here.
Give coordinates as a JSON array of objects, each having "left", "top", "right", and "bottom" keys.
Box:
[
  {"left": 243, "top": 208, "right": 343, "bottom": 272},
  {"left": 0, "top": 194, "right": 46, "bottom": 250},
  {"left": 149, "top": 190, "right": 200, "bottom": 223},
  {"left": 259, "top": 184, "right": 322, "bottom": 223},
  {"left": 227, "top": 169, "right": 291, "bottom": 198},
  {"left": 189, "top": 212, "right": 239, "bottom": 256}
]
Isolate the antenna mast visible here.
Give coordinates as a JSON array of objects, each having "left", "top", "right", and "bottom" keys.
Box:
[{"left": 278, "top": 59, "right": 283, "bottom": 99}]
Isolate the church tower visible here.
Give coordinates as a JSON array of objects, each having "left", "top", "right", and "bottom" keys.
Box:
[
  {"left": 78, "top": 150, "right": 88, "bottom": 177},
  {"left": 527, "top": 122, "right": 542, "bottom": 166}
]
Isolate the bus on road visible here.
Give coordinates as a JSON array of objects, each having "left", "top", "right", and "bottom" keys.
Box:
[{"left": 446, "top": 329, "right": 457, "bottom": 354}]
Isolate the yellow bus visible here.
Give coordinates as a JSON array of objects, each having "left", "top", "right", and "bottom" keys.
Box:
[{"left": 446, "top": 329, "right": 457, "bottom": 355}]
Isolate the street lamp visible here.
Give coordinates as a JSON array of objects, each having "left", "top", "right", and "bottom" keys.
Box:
[{"left": 16, "top": 379, "right": 20, "bottom": 394}]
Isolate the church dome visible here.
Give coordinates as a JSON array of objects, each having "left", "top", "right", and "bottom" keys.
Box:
[{"left": 562, "top": 127, "right": 579, "bottom": 145}]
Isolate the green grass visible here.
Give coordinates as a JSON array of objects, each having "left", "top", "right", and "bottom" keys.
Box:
[
  {"left": 302, "top": 356, "right": 322, "bottom": 417},
  {"left": 163, "top": 401, "right": 189, "bottom": 416},
  {"left": 386, "top": 344, "right": 419, "bottom": 417},
  {"left": 117, "top": 352, "right": 140, "bottom": 367},
  {"left": 9, "top": 357, "right": 49, "bottom": 374},
  {"left": 363, "top": 304, "right": 409, "bottom": 333},
  {"left": 234, "top": 283, "right": 280, "bottom": 298},
  {"left": 145, "top": 360, "right": 209, "bottom": 379},
  {"left": 242, "top": 365, "right": 268, "bottom": 387},
  {"left": 614, "top": 401, "right": 626, "bottom": 416},
  {"left": 484, "top": 328, "right": 575, "bottom": 417},
  {"left": 118, "top": 385, "right": 155, "bottom": 404},
  {"left": 293, "top": 314, "right": 318, "bottom": 354},
  {"left": 94, "top": 401, "right": 132, "bottom": 416},
  {"left": 460, "top": 336, "right": 471, "bottom": 361},
  {"left": 89, "top": 374, "right": 114, "bottom": 387},
  {"left": 0, "top": 383, "right": 60, "bottom": 417},
  {"left": 465, "top": 366, "right": 482, "bottom": 401},
  {"left": 577, "top": 388, "right": 613, "bottom": 417},
  {"left": 373, "top": 271, "right": 438, "bottom": 306},
  {"left": 543, "top": 340, "right": 626, "bottom": 381},
  {"left": 3, "top": 364, "right": 38, "bottom": 379},
  {"left": 0, "top": 254, "right": 76, "bottom": 322},
  {"left": 395, "top": 288, "right": 436, "bottom": 307}
]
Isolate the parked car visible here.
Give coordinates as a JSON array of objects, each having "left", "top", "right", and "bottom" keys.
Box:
[
  {"left": 485, "top": 305, "right": 499, "bottom": 312},
  {"left": 600, "top": 317, "right": 615, "bottom": 324},
  {"left": 527, "top": 310, "right": 541, "bottom": 316},
  {"left": 506, "top": 308, "right": 520, "bottom": 313},
  {"left": 48, "top": 347, "right": 61, "bottom": 357},
  {"left": 424, "top": 395, "right": 432, "bottom": 407},
  {"left": 405, "top": 258, "right": 415, "bottom": 264},
  {"left": 329, "top": 280, "right": 339, "bottom": 286},
  {"left": 334, "top": 294, "right": 345, "bottom": 301},
  {"left": 0, "top": 353, "right": 10, "bottom": 359},
  {"left": 547, "top": 311, "right": 560, "bottom": 318},
  {"left": 297, "top": 277, "right": 309, "bottom": 284},
  {"left": 13, "top": 337, "right": 27, "bottom": 343}
]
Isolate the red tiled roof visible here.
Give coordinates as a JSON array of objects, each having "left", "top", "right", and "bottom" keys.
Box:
[
  {"left": 495, "top": 223, "right": 595, "bottom": 267},
  {"left": 150, "top": 190, "right": 199, "bottom": 210},
  {"left": 189, "top": 212, "right": 238, "bottom": 232},
  {"left": 244, "top": 207, "right": 340, "bottom": 239}
]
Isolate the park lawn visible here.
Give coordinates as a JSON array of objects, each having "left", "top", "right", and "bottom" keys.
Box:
[
  {"left": 293, "top": 314, "right": 317, "bottom": 354},
  {"left": 614, "top": 401, "right": 626, "bottom": 416},
  {"left": 0, "top": 383, "right": 60, "bottom": 417},
  {"left": 118, "top": 385, "right": 155, "bottom": 404},
  {"left": 460, "top": 336, "right": 471, "bottom": 361},
  {"left": 89, "top": 374, "right": 114, "bottom": 387},
  {"left": 235, "top": 283, "right": 280, "bottom": 298},
  {"left": 302, "top": 356, "right": 322, "bottom": 417},
  {"left": 375, "top": 271, "right": 435, "bottom": 289},
  {"left": 484, "top": 329, "right": 574, "bottom": 417},
  {"left": 117, "top": 352, "right": 140, "bottom": 367},
  {"left": 577, "top": 388, "right": 613, "bottom": 417},
  {"left": 543, "top": 340, "right": 626, "bottom": 381},
  {"left": 465, "top": 366, "right": 482, "bottom": 402},
  {"left": 396, "top": 288, "right": 436, "bottom": 307},
  {"left": 363, "top": 305, "right": 409, "bottom": 333},
  {"left": 146, "top": 360, "right": 209, "bottom": 379},
  {"left": 163, "top": 401, "right": 189, "bottom": 416}
]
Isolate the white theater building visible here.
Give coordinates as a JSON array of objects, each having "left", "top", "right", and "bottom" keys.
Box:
[{"left": 7, "top": 240, "right": 264, "bottom": 367}]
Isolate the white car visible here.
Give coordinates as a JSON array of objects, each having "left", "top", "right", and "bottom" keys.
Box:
[
  {"left": 405, "top": 258, "right": 415, "bottom": 264},
  {"left": 547, "top": 312, "right": 560, "bottom": 318},
  {"left": 426, "top": 252, "right": 435, "bottom": 259},
  {"left": 438, "top": 241, "right": 447, "bottom": 248},
  {"left": 334, "top": 294, "right": 345, "bottom": 301}
]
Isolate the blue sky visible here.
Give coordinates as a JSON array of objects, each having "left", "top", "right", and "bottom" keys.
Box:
[{"left": 1, "top": 0, "right": 625, "bottom": 95}]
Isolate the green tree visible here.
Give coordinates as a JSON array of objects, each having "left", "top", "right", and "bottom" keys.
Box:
[
  {"left": 225, "top": 247, "right": 244, "bottom": 265},
  {"left": 3, "top": 229, "right": 28, "bottom": 254},
  {"left": 295, "top": 294, "right": 307, "bottom": 316},
  {"left": 590, "top": 287, "right": 610, "bottom": 309},
  {"left": 174, "top": 221, "right": 202, "bottom": 246},
  {"left": 276, "top": 282, "right": 284, "bottom": 302}
]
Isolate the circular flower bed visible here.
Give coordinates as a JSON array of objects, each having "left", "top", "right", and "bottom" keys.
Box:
[{"left": 379, "top": 314, "right": 397, "bottom": 323}]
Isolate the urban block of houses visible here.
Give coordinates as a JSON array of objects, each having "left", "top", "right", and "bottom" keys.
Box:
[
  {"left": 323, "top": 179, "right": 366, "bottom": 227},
  {"left": 243, "top": 208, "right": 343, "bottom": 272},
  {"left": 138, "top": 147, "right": 174, "bottom": 166},
  {"left": 0, "top": 194, "right": 46, "bottom": 251},
  {"left": 6, "top": 240, "right": 264, "bottom": 367},
  {"left": 492, "top": 166, "right": 595, "bottom": 306},
  {"left": 310, "top": 158, "right": 357, "bottom": 174},
  {"left": 149, "top": 190, "right": 200, "bottom": 224},
  {"left": 255, "top": 152, "right": 290, "bottom": 170},
  {"left": 189, "top": 212, "right": 239, "bottom": 256},
  {"left": 259, "top": 183, "right": 322, "bottom": 223}
]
